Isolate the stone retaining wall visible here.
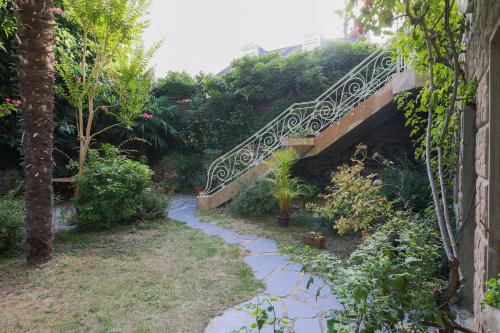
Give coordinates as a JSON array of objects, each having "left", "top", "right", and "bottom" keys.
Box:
[{"left": 461, "top": 0, "right": 500, "bottom": 331}]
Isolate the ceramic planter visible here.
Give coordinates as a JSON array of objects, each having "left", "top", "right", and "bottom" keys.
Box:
[{"left": 277, "top": 215, "right": 290, "bottom": 227}]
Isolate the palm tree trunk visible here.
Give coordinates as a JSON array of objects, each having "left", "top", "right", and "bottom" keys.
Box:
[{"left": 16, "top": 0, "right": 55, "bottom": 264}]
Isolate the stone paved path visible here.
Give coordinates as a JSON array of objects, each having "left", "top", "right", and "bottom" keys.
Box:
[{"left": 167, "top": 196, "right": 341, "bottom": 333}]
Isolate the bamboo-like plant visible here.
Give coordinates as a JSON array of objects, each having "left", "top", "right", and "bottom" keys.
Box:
[{"left": 266, "top": 148, "right": 302, "bottom": 217}]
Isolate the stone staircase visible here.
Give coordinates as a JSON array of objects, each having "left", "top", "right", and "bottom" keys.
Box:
[{"left": 198, "top": 47, "right": 424, "bottom": 210}]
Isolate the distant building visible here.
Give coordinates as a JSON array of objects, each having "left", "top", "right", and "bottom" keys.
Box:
[{"left": 217, "top": 32, "right": 366, "bottom": 76}]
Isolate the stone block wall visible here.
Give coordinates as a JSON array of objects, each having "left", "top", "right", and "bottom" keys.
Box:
[{"left": 462, "top": 0, "right": 500, "bottom": 331}]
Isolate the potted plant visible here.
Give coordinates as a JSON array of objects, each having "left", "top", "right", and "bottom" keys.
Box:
[
  {"left": 301, "top": 231, "right": 326, "bottom": 249},
  {"left": 266, "top": 148, "right": 302, "bottom": 227}
]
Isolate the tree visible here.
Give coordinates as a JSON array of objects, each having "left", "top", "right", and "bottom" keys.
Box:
[
  {"left": 15, "top": 0, "right": 56, "bottom": 263},
  {"left": 57, "top": 0, "right": 158, "bottom": 184},
  {"left": 344, "top": 1, "right": 476, "bottom": 332}
]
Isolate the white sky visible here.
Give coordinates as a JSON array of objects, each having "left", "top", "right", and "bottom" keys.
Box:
[{"left": 143, "top": 0, "right": 348, "bottom": 76}]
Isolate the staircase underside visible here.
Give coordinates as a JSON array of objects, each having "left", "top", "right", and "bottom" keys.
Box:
[{"left": 197, "top": 71, "right": 424, "bottom": 211}]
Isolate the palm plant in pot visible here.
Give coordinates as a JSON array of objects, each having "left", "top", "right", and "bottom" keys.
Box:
[{"left": 266, "top": 148, "right": 302, "bottom": 227}]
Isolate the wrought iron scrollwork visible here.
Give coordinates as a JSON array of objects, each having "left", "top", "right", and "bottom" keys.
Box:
[{"left": 203, "top": 46, "right": 404, "bottom": 195}]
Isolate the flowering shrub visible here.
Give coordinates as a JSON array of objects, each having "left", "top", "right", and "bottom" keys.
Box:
[
  {"left": 75, "top": 145, "right": 153, "bottom": 230},
  {"left": 307, "top": 155, "right": 393, "bottom": 236},
  {"left": 0, "top": 98, "right": 21, "bottom": 118},
  {"left": 51, "top": 7, "right": 65, "bottom": 15}
]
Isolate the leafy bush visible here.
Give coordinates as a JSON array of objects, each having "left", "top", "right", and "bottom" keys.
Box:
[
  {"left": 299, "top": 183, "right": 321, "bottom": 205},
  {"left": 483, "top": 275, "right": 500, "bottom": 309},
  {"left": 75, "top": 145, "right": 153, "bottom": 230},
  {"left": 323, "top": 214, "right": 445, "bottom": 332},
  {"left": 0, "top": 191, "right": 25, "bottom": 256},
  {"left": 229, "top": 177, "right": 276, "bottom": 217},
  {"left": 307, "top": 156, "right": 393, "bottom": 236},
  {"left": 376, "top": 156, "right": 431, "bottom": 213},
  {"left": 140, "top": 183, "right": 170, "bottom": 220}
]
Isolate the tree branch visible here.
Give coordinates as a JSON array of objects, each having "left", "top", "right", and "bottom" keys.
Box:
[{"left": 89, "top": 123, "right": 121, "bottom": 140}]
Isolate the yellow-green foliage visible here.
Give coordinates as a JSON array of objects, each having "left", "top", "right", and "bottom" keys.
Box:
[{"left": 308, "top": 157, "right": 393, "bottom": 235}]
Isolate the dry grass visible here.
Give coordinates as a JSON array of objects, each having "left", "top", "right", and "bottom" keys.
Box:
[
  {"left": 198, "top": 209, "right": 362, "bottom": 261},
  {"left": 0, "top": 219, "right": 263, "bottom": 333}
]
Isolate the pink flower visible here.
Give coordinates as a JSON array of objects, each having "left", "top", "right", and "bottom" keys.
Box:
[
  {"left": 52, "top": 7, "right": 65, "bottom": 15},
  {"left": 142, "top": 113, "right": 153, "bottom": 119},
  {"left": 3, "top": 98, "right": 21, "bottom": 106}
]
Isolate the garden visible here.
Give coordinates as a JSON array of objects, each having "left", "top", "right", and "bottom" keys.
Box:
[{"left": 1, "top": 0, "right": 499, "bottom": 332}]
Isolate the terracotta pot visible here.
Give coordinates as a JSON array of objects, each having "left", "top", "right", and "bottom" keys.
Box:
[
  {"left": 277, "top": 215, "right": 290, "bottom": 227},
  {"left": 301, "top": 233, "right": 326, "bottom": 249}
]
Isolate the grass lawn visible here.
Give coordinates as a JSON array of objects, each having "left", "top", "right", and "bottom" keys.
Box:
[
  {"left": 0, "top": 219, "right": 263, "bottom": 333},
  {"left": 198, "top": 209, "right": 362, "bottom": 261}
]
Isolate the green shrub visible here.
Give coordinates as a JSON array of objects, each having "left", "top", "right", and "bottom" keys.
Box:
[
  {"left": 317, "top": 214, "right": 446, "bottom": 332},
  {"left": 75, "top": 145, "right": 153, "bottom": 230},
  {"left": 0, "top": 193, "right": 25, "bottom": 256},
  {"left": 140, "top": 183, "right": 170, "bottom": 220},
  {"left": 228, "top": 177, "right": 277, "bottom": 217},
  {"left": 299, "top": 184, "right": 321, "bottom": 204},
  {"left": 483, "top": 275, "right": 500, "bottom": 309},
  {"left": 377, "top": 158, "right": 431, "bottom": 213}
]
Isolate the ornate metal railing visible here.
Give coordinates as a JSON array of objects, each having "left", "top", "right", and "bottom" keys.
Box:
[{"left": 203, "top": 46, "right": 405, "bottom": 195}]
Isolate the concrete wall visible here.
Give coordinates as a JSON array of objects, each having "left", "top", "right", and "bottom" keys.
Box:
[{"left": 461, "top": 0, "right": 500, "bottom": 331}]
